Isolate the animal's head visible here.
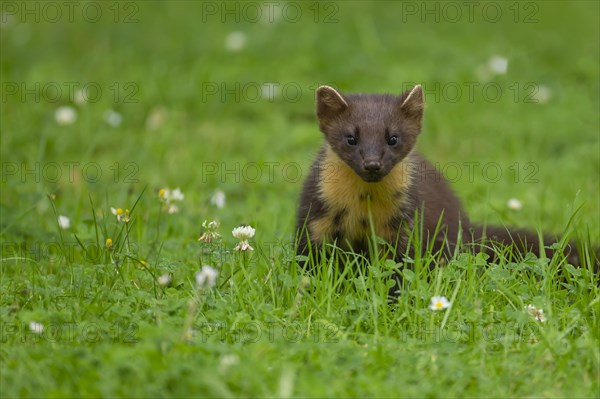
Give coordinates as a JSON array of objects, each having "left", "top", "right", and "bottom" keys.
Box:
[{"left": 315, "top": 85, "right": 424, "bottom": 182}]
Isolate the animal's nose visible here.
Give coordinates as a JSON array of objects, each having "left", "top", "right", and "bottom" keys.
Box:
[{"left": 363, "top": 160, "right": 382, "bottom": 172}]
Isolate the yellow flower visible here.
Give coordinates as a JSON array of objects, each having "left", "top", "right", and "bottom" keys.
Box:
[{"left": 105, "top": 238, "right": 113, "bottom": 249}]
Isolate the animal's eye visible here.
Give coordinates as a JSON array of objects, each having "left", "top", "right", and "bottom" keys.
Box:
[
  {"left": 346, "top": 135, "right": 358, "bottom": 146},
  {"left": 387, "top": 135, "right": 399, "bottom": 146}
]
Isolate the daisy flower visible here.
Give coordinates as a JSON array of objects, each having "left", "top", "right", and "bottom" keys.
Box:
[
  {"left": 429, "top": 296, "right": 451, "bottom": 311},
  {"left": 111, "top": 207, "right": 130, "bottom": 223}
]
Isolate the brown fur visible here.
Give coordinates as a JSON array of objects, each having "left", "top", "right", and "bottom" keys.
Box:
[{"left": 296, "top": 85, "right": 599, "bottom": 274}]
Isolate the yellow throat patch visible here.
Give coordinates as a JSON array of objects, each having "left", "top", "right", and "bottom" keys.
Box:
[{"left": 309, "top": 145, "right": 414, "bottom": 245}]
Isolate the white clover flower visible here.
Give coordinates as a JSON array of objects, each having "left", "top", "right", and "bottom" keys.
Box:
[
  {"left": 57, "top": 215, "right": 71, "bottom": 229},
  {"left": 203, "top": 220, "right": 220, "bottom": 230},
  {"left": 104, "top": 109, "right": 123, "bottom": 127},
  {"left": 111, "top": 207, "right": 130, "bottom": 223},
  {"left": 199, "top": 220, "right": 221, "bottom": 243},
  {"left": 158, "top": 273, "right": 172, "bottom": 287},
  {"left": 55, "top": 106, "right": 77, "bottom": 125},
  {"left": 159, "top": 188, "right": 184, "bottom": 214},
  {"left": 211, "top": 190, "right": 226, "bottom": 209},
  {"left": 199, "top": 231, "right": 220, "bottom": 243},
  {"left": 225, "top": 31, "right": 247, "bottom": 52},
  {"left": 159, "top": 188, "right": 184, "bottom": 203},
  {"left": 170, "top": 188, "right": 184, "bottom": 201},
  {"left": 232, "top": 226, "right": 255, "bottom": 241},
  {"left": 525, "top": 304, "right": 546, "bottom": 322},
  {"left": 167, "top": 204, "right": 179, "bottom": 214},
  {"left": 195, "top": 265, "right": 218, "bottom": 289},
  {"left": 488, "top": 55, "right": 508, "bottom": 75},
  {"left": 429, "top": 296, "right": 451, "bottom": 311},
  {"left": 234, "top": 241, "right": 254, "bottom": 252},
  {"left": 507, "top": 198, "right": 523, "bottom": 211},
  {"left": 29, "top": 321, "right": 44, "bottom": 334},
  {"left": 232, "top": 225, "right": 255, "bottom": 252}
]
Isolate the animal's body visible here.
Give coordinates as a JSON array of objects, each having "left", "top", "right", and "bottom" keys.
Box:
[{"left": 295, "top": 85, "right": 594, "bottom": 270}]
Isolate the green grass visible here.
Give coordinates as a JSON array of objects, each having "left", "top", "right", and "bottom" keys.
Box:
[{"left": 1, "top": 1, "right": 599, "bottom": 397}]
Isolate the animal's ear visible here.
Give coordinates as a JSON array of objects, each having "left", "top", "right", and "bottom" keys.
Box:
[
  {"left": 400, "top": 84, "right": 424, "bottom": 122},
  {"left": 316, "top": 86, "right": 348, "bottom": 120}
]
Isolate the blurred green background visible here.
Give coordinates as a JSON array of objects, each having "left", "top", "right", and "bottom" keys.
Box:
[{"left": 1, "top": 1, "right": 599, "bottom": 397}]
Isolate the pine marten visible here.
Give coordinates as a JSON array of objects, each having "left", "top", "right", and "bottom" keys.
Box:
[{"left": 296, "top": 85, "right": 598, "bottom": 273}]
